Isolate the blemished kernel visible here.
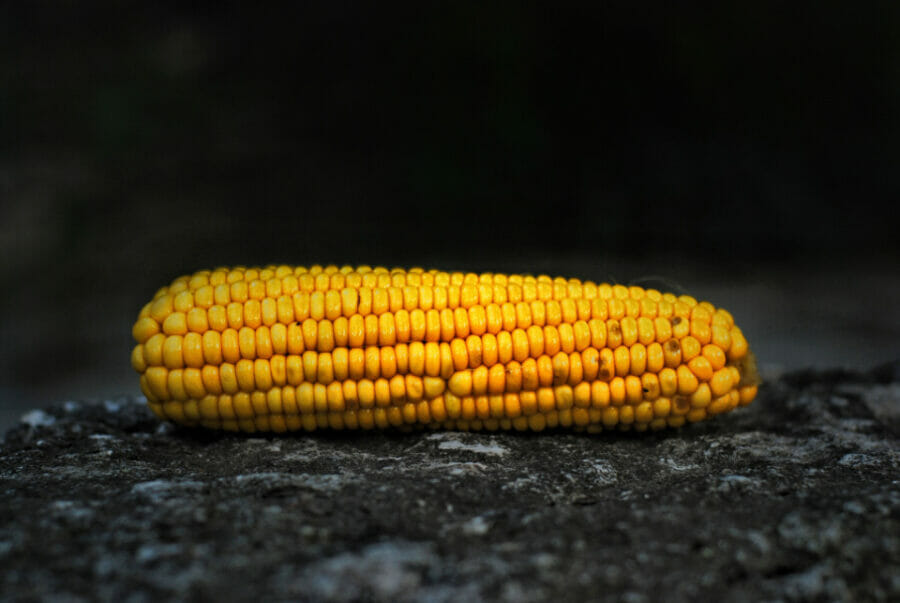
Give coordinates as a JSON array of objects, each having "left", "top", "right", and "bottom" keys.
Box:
[{"left": 132, "top": 265, "right": 759, "bottom": 432}]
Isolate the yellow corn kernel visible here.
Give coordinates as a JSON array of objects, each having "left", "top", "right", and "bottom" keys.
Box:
[
  {"left": 149, "top": 295, "right": 174, "bottom": 322},
  {"left": 707, "top": 393, "right": 734, "bottom": 415},
  {"left": 658, "top": 367, "right": 678, "bottom": 397},
  {"left": 609, "top": 378, "right": 627, "bottom": 405},
  {"left": 613, "top": 346, "right": 630, "bottom": 377},
  {"left": 625, "top": 376, "right": 643, "bottom": 405},
  {"left": 676, "top": 365, "right": 699, "bottom": 395},
  {"left": 601, "top": 406, "right": 619, "bottom": 428},
  {"left": 687, "top": 355, "right": 714, "bottom": 382},
  {"left": 635, "top": 402, "right": 654, "bottom": 424},
  {"left": 739, "top": 385, "right": 758, "bottom": 406},
  {"left": 711, "top": 325, "right": 731, "bottom": 351},
  {"left": 690, "top": 383, "right": 712, "bottom": 408},
  {"left": 701, "top": 344, "right": 726, "bottom": 370},
  {"left": 690, "top": 320, "right": 711, "bottom": 345},
  {"left": 686, "top": 407, "right": 707, "bottom": 423},
  {"left": 710, "top": 368, "right": 735, "bottom": 397},
  {"left": 591, "top": 381, "right": 610, "bottom": 408},
  {"left": 162, "top": 312, "right": 188, "bottom": 336},
  {"left": 131, "top": 344, "right": 147, "bottom": 373},
  {"left": 679, "top": 337, "right": 699, "bottom": 362},
  {"left": 729, "top": 328, "right": 749, "bottom": 360},
  {"left": 653, "top": 397, "right": 671, "bottom": 418},
  {"left": 132, "top": 317, "right": 160, "bottom": 344},
  {"left": 629, "top": 343, "right": 647, "bottom": 375},
  {"left": 727, "top": 365, "right": 742, "bottom": 388}
]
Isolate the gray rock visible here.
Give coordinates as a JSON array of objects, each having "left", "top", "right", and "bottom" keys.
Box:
[{"left": 1, "top": 364, "right": 898, "bottom": 602}]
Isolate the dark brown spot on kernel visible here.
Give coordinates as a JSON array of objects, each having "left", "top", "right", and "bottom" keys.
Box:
[
  {"left": 671, "top": 316, "right": 682, "bottom": 326},
  {"left": 599, "top": 367, "right": 611, "bottom": 379},
  {"left": 674, "top": 395, "right": 690, "bottom": 412},
  {"left": 666, "top": 339, "right": 680, "bottom": 352},
  {"left": 609, "top": 323, "right": 621, "bottom": 336}
]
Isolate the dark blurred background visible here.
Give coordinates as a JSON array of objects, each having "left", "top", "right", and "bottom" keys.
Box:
[{"left": 2, "top": 2, "right": 898, "bottom": 430}]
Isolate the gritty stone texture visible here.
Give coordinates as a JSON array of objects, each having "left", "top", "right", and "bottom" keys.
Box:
[{"left": 1, "top": 365, "right": 898, "bottom": 602}]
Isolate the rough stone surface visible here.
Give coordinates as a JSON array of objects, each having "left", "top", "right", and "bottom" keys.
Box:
[{"left": 1, "top": 365, "right": 898, "bottom": 602}]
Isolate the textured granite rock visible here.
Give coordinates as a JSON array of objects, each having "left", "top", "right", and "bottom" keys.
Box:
[{"left": 1, "top": 365, "right": 898, "bottom": 602}]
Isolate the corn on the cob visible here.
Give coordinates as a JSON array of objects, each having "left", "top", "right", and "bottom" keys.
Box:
[{"left": 131, "top": 264, "right": 759, "bottom": 433}]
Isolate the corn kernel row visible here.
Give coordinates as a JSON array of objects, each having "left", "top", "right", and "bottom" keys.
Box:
[
  {"left": 139, "top": 358, "right": 748, "bottom": 412},
  {"left": 156, "top": 264, "right": 694, "bottom": 300},
  {"left": 134, "top": 323, "right": 747, "bottom": 379},
  {"left": 147, "top": 384, "right": 757, "bottom": 434},
  {"left": 134, "top": 315, "right": 747, "bottom": 368},
  {"left": 144, "top": 281, "right": 718, "bottom": 320},
  {"left": 134, "top": 337, "right": 741, "bottom": 393},
  {"left": 136, "top": 285, "right": 734, "bottom": 343}
]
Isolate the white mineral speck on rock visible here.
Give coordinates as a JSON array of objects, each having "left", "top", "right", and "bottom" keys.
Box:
[
  {"left": 432, "top": 435, "right": 508, "bottom": 456},
  {"left": 461, "top": 515, "right": 491, "bottom": 536},
  {"left": 130, "top": 479, "right": 205, "bottom": 503},
  {"left": 136, "top": 543, "right": 183, "bottom": 564},
  {"left": 20, "top": 410, "right": 55, "bottom": 428},
  {"left": 131, "top": 479, "right": 177, "bottom": 494},
  {"left": 586, "top": 460, "right": 618, "bottom": 483},
  {"left": 838, "top": 453, "right": 878, "bottom": 468},
  {"left": 658, "top": 457, "right": 699, "bottom": 472},
  {"left": 233, "top": 472, "right": 345, "bottom": 492},
  {"left": 843, "top": 500, "right": 866, "bottom": 515}
]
